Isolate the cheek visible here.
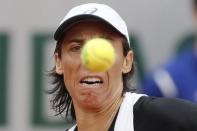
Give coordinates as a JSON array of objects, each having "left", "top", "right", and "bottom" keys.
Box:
[
  {"left": 108, "top": 42, "right": 125, "bottom": 86},
  {"left": 114, "top": 47, "right": 124, "bottom": 72},
  {"left": 61, "top": 54, "right": 81, "bottom": 91},
  {"left": 108, "top": 54, "right": 124, "bottom": 84}
]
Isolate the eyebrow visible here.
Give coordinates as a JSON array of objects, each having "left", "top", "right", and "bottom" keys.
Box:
[
  {"left": 66, "top": 35, "right": 113, "bottom": 45},
  {"left": 68, "top": 38, "right": 85, "bottom": 44},
  {"left": 100, "top": 35, "right": 113, "bottom": 41}
]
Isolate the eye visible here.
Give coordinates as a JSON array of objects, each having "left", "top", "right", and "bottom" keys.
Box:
[
  {"left": 67, "top": 39, "right": 84, "bottom": 52},
  {"left": 70, "top": 44, "right": 82, "bottom": 52},
  {"left": 68, "top": 41, "right": 83, "bottom": 53}
]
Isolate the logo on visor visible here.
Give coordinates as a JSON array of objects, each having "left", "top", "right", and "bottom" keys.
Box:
[{"left": 83, "top": 8, "right": 98, "bottom": 14}]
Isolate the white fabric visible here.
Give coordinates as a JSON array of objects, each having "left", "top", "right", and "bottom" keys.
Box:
[
  {"left": 56, "top": 3, "right": 130, "bottom": 46},
  {"left": 68, "top": 124, "right": 76, "bottom": 131},
  {"left": 153, "top": 69, "right": 178, "bottom": 98},
  {"left": 114, "top": 92, "right": 146, "bottom": 131},
  {"left": 68, "top": 92, "right": 145, "bottom": 131}
]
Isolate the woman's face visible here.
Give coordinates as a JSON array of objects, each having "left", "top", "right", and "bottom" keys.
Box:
[{"left": 55, "top": 20, "right": 133, "bottom": 110}]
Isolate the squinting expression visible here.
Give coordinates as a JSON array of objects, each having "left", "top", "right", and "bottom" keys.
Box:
[{"left": 55, "top": 20, "right": 132, "bottom": 110}]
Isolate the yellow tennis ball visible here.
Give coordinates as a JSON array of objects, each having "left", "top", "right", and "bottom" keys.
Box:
[{"left": 81, "top": 38, "right": 115, "bottom": 72}]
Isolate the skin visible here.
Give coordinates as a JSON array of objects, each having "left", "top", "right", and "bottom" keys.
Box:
[{"left": 55, "top": 20, "right": 133, "bottom": 131}]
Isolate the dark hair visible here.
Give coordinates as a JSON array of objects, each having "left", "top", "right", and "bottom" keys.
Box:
[{"left": 48, "top": 32, "right": 136, "bottom": 121}]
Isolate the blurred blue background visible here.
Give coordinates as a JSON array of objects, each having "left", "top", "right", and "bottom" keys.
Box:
[{"left": 0, "top": 0, "right": 195, "bottom": 131}]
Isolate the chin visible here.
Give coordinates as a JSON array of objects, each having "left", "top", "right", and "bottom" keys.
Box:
[{"left": 79, "top": 94, "right": 102, "bottom": 109}]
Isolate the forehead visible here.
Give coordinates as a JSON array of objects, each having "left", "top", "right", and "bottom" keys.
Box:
[{"left": 62, "top": 20, "right": 122, "bottom": 39}]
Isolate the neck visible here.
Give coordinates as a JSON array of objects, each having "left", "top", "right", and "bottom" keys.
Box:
[{"left": 74, "top": 95, "right": 123, "bottom": 131}]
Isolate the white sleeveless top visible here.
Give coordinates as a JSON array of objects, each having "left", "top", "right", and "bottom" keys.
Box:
[{"left": 68, "top": 92, "right": 146, "bottom": 131}]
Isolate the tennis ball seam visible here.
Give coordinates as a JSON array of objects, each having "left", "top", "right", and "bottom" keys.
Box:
[
  {"left": 91, "top": 46, "right": 114, "bottom": 66},
  {"left": 81, "top": 38, "right": 115, "bottom": 72},
  {"left": 82, "top": 46, "right": 112, "bottom": 71}
]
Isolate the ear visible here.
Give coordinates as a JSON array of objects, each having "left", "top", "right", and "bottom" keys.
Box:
[
  {"left": 54, "top": 53, "right": 63, "bottom": 75},
  {"left": 122, "top": 51, "right": 133, "bottom": 74}
]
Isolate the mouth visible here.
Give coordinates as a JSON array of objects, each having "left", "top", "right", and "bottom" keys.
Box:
[{"left": 80, "top": 76, "right": 104, "bottom": 88}]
